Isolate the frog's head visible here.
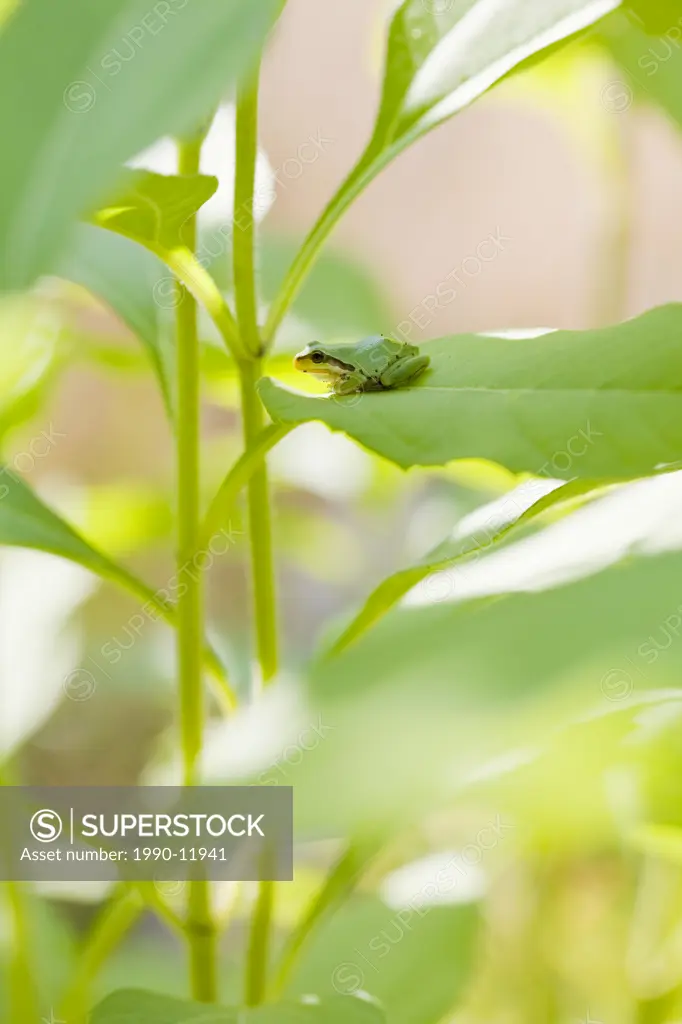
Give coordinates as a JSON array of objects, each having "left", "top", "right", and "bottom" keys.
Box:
[{"left": 294, "top": 344, "right": 354, "bottom": 382}]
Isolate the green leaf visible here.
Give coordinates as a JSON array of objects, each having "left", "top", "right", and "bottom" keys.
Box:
[
  {"left": 90, "top": 990, "right": 386, "bottom": 1024},
  {"left": 624, "top": 0, "right": 682, "bottom": 33},
  {"left": 328, "top": 477, "right": 607, "bottom": 654},
  {"left": 599, "top": 10, "right": 682, "bottom": 128},
  {"left": 260, "top": 304, "right": 682, "bottom": 477},
  {"left": 93, "top": 170, "right": 218, "bottom": 252},
  {"left": 58, "top": 224, "right": 173, "bottom": 418},
  {"left": 284, "top": 897, "right": 477, "bottom": 1024},
  {"left": 283, "top": 540, "right": 682, "bottom": 833},
  {"left": 0, "top": 0, "right": 281, "bottom": 292},
  {"left": 0, "top": 468, "right": 157, "bottom": 600},
  {"left": 368, "top": 0, "right": 622, "bottom": 155},
  {"left": 94, "top": 170, "right": 241, "bottom": 356}
]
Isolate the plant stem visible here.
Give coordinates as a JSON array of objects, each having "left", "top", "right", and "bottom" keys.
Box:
[
  {"left": 7, "top": 880, "right": 39, "bottom": 1024},
  {"left": 201, "top": 423, "right": 292, "bottom": 549},
  {"left": 245, "top": 878, "right": 275, "bottom": 1006},
  {"left": 262, "top": 140, "right": 403, "bottom": 344},
  {"left": 176, "top": 132, "right": 205, "bottom": 789},
  {"left": 239, "top": 362, "right": 279, "bottom": 685},
  {"left": 234, "top": 58, "right": 263, "bottom": 358},
  {"left": 187, "top": 876, "right": 218, "bottom": 1003},
  {"left": 234, "top": 61, "right": 279, "bottom": 688},
  {"left": 176, "top": 131, "right": 218, "bottom": 1003}
]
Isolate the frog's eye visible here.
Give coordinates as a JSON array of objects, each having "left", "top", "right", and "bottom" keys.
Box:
[{"left": 310, "top": 351, "right": 325, "bottom": 364}]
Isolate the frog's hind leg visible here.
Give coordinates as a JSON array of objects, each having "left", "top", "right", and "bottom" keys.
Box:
[{"left": 379, "top": 355, "right": 430, "bottom": 389}]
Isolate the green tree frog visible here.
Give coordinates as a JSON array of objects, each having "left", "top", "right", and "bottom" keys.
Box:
[{"left": 294, "top": 335, "right": 430, "bottom": 395}]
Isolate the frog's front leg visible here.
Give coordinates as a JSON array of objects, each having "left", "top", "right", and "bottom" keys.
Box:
[
  {"left": 333, "top": 371, "right": 369, "bottom": 395},
  {"left": 379, "top": 355, "right": 430, "bottom": 389}
]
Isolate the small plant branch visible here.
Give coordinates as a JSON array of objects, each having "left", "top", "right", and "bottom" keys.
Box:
[
  {"left": 201, "top": 422, "right": 292, "bottom": 554},
  {"left": 262, "top": 138, "right": 406, "bottom": 344},
  {"left": 165, "top": 246, "right": 246, "bottom": 361},
  {"left": 176, "top": 129, "right": 218, "bottom": 1003}
]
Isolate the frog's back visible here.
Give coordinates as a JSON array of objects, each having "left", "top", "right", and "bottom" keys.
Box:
[{"left": 352, "top": 335, "right": 404, "bottom": 376}]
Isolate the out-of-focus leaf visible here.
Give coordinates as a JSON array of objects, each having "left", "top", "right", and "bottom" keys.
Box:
[
  {"left": 58, "top": 225, "right": 173, "bottom": 417},
  {"left": 0, "top": 0, "right": 281, "bottom": 292},
  {"left": 282, "top": 546, "right": 682, "bottom": 833},
  {"left": 90, "top": 990, "right": 386, "bottom": 1024},
  {"left": 261, "top": 305, "right": 682, "bottom": 477},
  {"left": 0, "top": 470, "right": 168, "bottom": 619},
  {"left": 367, "top": 0, "right": 621, "bottom": 156},
  {"left": 329, "top": 477, "right": 606, "bottom": 654},
  {"left": 284, "top": 896, "right": 478, "bottom": 1024},
  {"left": 599, "top": 10, "right": 682, "bottom": 128},
  {"left": 0, "top": 295, "right": 63, "bottom": 436},
  {"left": 632, "top": 824, "right": 682, "bottom": 865},
  {"left": 625, "top": 0, "right": 682, "bottom": 33}
]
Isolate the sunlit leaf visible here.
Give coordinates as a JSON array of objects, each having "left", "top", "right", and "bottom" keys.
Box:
[
  {"left": 367, "top": 0, "right": 621, "bottom": 156},
  {"left": 0, "top": 0, "right": 281, "bottom": 292},
  {"left": 260, "top": 305, "right": 682, "bottom": 477},
  {"left": 93, "top": 171, "right": 218, "bottom": 253},
  {"left": 329, "top": 477, "right": 606, "bottom": 653}
]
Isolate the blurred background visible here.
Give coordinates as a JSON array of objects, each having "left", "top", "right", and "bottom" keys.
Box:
[{"left": 4, "top": 0, "right": 682, "bottom": 1021}]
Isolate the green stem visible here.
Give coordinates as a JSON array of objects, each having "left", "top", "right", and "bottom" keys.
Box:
[
  {"left": 201, "top": 423, "right": 292, "bottom": 551},
  {"left": 245, "top": 879, "right": 275, "bottom": 1006},
  {"left": 176, "top": 133, "right": 205, "bottom": 789},
  {"left": 7, "top": 880, "right": 39, "bottom": 1024},
  {"left": 240, "top": 362, "right": 278, "bottom": 686},
  {"left": 262, "top": 139, "right": 406, "bottom": 345},
  {"left": 176, "top": 131, "right": 218, "bottom": 1003},
  {"left": 186, "top": 876, "right": 218, "bottom": 1003},
  {"left": 234, "top": 58, "right": 263, "bottom": 357},
  {"left": 234, "top": 64, "right": 279, "bottom": 688}
]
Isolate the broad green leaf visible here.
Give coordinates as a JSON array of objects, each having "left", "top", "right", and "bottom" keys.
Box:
[
  {"left": 93, "top": 171, "right": 218, "bottom": 253},
  {"left": 284, "top": 897, "right": 477, "bottom": 1024},
  {"left": 599, "top": 10, "right": 682, "bottom": 128},
  {"left": 282, "top": 545, "right": 682, "bottom": 834},
  {"left": 58, "top": 224, "right": 173, "bottom": 418},
  {"left": 0, "top": 0, "right": 281, "bottom": 292},
  {"left": 260, "top": 304, "right": 682, "bottom": 477},
  {"left": 329, "top": 477, "right": 608, "bottom": 654},
  {"left": 368, "top": 0, "right": 621, "bottom": 156},
  {"left": 91, "top": 990, "right": 386, "bottom": 1024}
]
